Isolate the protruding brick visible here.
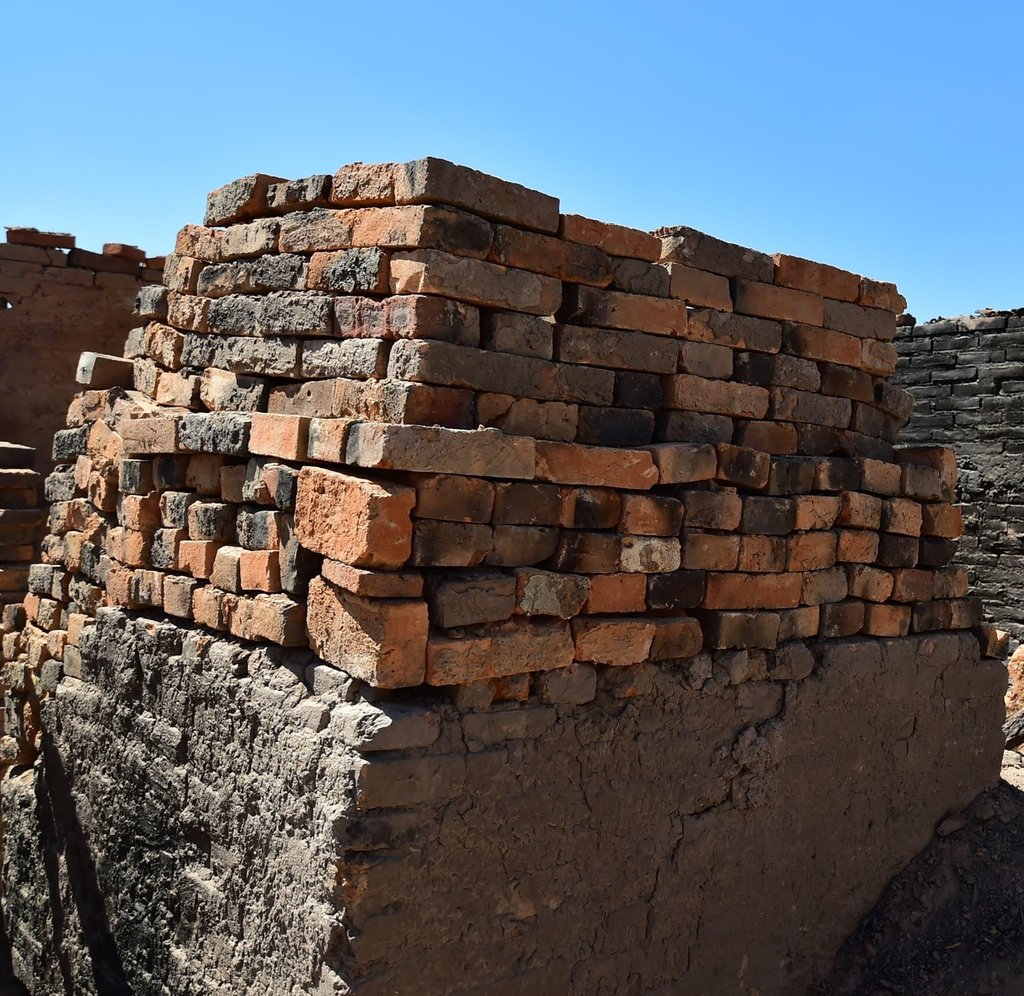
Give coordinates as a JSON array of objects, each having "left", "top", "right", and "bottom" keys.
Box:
[{"left": 294, "top": 467, "right": 414, "bottom": 568}]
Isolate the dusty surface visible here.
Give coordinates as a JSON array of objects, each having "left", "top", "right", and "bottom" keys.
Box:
[{"left": 823, "top": 750, "right": 1024, "bottom": 995}]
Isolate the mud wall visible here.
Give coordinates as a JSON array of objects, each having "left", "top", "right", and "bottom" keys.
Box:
[
  {"left": 894, "top": 311, "right": 1024, "bottom": 642},
  {"left": 0, "top": 229, "right": 162, "bottom": 475},
  {"left": 0, "top": 162, "right": 1006, "bottom": 995}
]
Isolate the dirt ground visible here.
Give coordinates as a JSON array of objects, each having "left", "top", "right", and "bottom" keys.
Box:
[{"left": 822, "top": 751, "right": 1024, "bottom": 995}]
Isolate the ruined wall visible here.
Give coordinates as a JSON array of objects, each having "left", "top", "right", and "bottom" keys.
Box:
[
  {"left": 894, "top": 311, "right": 1024, "bottom": 643},
  {"left": 0, "top": 229, "right": 163, "bottom": 475},
  {"left": 0, "top": 161, "right": 1006, "bottom": 995}
]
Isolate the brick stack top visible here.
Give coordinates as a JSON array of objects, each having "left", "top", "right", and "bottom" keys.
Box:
[
  {"left": 9, "top": 158, "right": 995, "bottom": 696},
  {"left": 1, "top": 228, "right": 164, "bottom": 292}
]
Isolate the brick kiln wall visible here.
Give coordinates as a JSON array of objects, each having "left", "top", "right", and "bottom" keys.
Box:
[
  {"left": 0, "top": 228, "right": 163, "bottom": 475},
  {"left": 894, "top": 311, "right": 1024, "bottom": 644},
  {"left": 0, "top": 160, "right": 1006, "bottom": 994}
]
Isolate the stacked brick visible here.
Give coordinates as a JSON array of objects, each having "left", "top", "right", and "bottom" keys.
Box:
[
  {"left": 4, "top": 158, "right": 998, "bottom": 701},
  {"left": 895, "top": 309, "right": 1024, "bottom": 643},
  {"left": 0, "top": 227, "right": 164, "bottom": 474},
  {"left": 0, "top": 443, "right": 42, "bottom": 610}
]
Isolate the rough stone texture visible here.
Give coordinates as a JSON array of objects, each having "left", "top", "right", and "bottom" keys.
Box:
[{"left": 0, "top": 612, "right": 1002, "bottom": 994}]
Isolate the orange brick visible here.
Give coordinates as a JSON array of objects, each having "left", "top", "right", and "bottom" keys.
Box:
[
  {"left": 881, "top": 498, "right": 922, "bottom": 537},
  {"left": 559, "top": 214, "right": 661, "bottom": 261},
  {"left": 535, "top": 441, "right": 658, "bottom": 489},
  {"left": 793, "top": 495, "right": 840, "bottom": 531},
  {"left": 581, "top": 574, "right": 647, "bottom": 613},
  {"left": 294, "top": 467, "right": 415, "bottom": 569},
  {"left": 846, "top": 565, "right": 894, "bottom": 603},
  {"left": 249, "top": 413, "right": 310, "bottom": 461},
  {"left": 787, "top": 532, "right": 837, "bottom": 571},
  {"left": 178, "top": 540, "right": 222, "bottom": 579},
  {"left": 772, "top": 254, "right": 860, "bottom": 302},
  {"left": 920, "top": 503, "right": 963, "bottom": 539},
  {"left": 703, "top": 572, "right": 802, "bottom": 610},
  {"left": 250, "top": 593, "right": 306, "bottom": 646},
  {"left": 738, "top": 536, "right": 787, "bottom": 573},
  {"left": 650, "top": 617, "right": 703, "bottom": 660},
  {"left": 665, "top": 262, "right": 732, "bottom": 310},
  {"left": 307, "top": 577, "right": 427, "bottom": 687},
  {"left": 733, "top": 279, "right": 824, "bottom": 326},
  {"left": 835, "top": 530, "right": 879, "bottom": 564},
  {"left": 619, "top": 494, "right": 683, "bottom": 537},
  {"left": 571, "top": 617, "right": 655, "bottom": 666},
  {"left": 680, "top": 532, "right": 740, "bottom": 571},
  {"left": 663, "top": 375, "right": 769, "bottom": 419},
  {"left": 835, "top": 492, "right": 882, "bottom": 530},
  {"left": 426, "top": 618, "right": 574, "bottom": 684},
  {"left": 321, "top": 559, "right": 423, "bottom": 598},
  {"left": 239, "top": 550, "right": 281, "bottom": 591}
]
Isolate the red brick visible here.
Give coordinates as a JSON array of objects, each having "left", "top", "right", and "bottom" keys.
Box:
[
  {"left": 559, "top": 214, "right": 660, "bottom": 261},
  {"left": 249, "top": 413, "right": 310, "bottom": 461},
  {"left": 703, "top": 572, "right": 802, "bottom": 610},
  {"left": 535, "top": 441, "right": 658, "bottom": 489},
  {"left": 321, "top": 559, "right": 423, "bottom": 598},
  {"left": 772, "top": 254, "right": 860, "bottom": 301},
  {"left": 835, "top": 530, "right": 879, "bottom": 564},
  {"left": 581, "top": 574, "right": 646, "bottom": 613},
  {"left": 788, "top": 532, "right": 837, "bottom": 571},
  {"left": 307, "top": 577, "right": 426, "bottom": 687},
  {"left": 701, "top": 610, "right": 780, "bottom": 649},
  {"left": 560, "top": 285, "right": 687, "bottom": 336},
  {"left": 847, "top": 565, "right": 894, "bottom": 603},
  {"left": 738, "top": 536, "right": 787, "bottom": 573},
  {"left": 413, "top": 474, "right": 494, "bottom": 523},
  {"left": 665, "top": 263, "right": 732, "bottom": 310},
  {"left": 681, "top": 532, "right": 740, "bottom": 571},
  {"left": 650, "top": 617, "right": 703, "bottom": 660},
  {"left": 390, "top": 249, "right": 562, "bottom": 316},
  {"left": 918, "top": 503, "right": 961, "bottom": 540},
  {"left": 862, "top": 603, "right": 911, "bottom": 637},
  {"left": 646, "top": 443, "right": 718, "bottom": 485},
  {"left": 620, "top": 494, "right": 684, "bottom": 536},
  {"left": 663, "top": 375, "right": 769, "bottom": 418},
  {"left": 425, "top": 619, "right": 574, "bottom": 684},
  {"left": 572, "top": 617, "right": 655, "bottom": 666},
  {"left": 733, "top": 279, "right": 824, "bottom": 326},
  {"left": 294, "top": 467, "right": 414, "bottom": 568}
]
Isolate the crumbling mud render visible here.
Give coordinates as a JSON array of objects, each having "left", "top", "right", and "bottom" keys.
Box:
[{"left": 2, "top": 611, "right": 1003, "bottom": 995}]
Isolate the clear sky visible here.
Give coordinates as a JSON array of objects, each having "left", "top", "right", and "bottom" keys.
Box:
[{"left": 3, "top": 1, "right": 1021, "bottom": 322}]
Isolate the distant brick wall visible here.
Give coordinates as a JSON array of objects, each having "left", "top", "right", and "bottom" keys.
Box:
[
  {"left": 0, "top": 228, "right": 162, "bottom": 474},
  {"left": 894, "top": 311, "right": 1024, "bottom": 642}
]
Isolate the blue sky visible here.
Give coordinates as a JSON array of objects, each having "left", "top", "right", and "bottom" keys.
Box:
[{"left": 3, "top": 1, "right": 1020, "bottom": 321}]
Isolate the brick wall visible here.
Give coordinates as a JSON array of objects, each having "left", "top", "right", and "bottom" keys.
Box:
[
  {"left": 0, "top": 228, "right": 162, "bottom": 474},
  {"left": 0, "top": 161, "right": 1005, "bottom": 994},
  {"left": 894, "top": 310, "right": 1024, "bottom": 643}
]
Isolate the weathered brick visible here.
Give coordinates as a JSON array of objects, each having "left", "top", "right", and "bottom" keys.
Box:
[
  {"left": 733, "top": 279, "right": 823, "bottom": 326},
  {"left": 308, "top": 577, "right": 427, "bottom": 688},
  {"left": 426, "top": 619, "right": 574, "bottom": 684},
  {"left": 391, "top": 249, "right": 562, "bottom": 316},
  {"left": 572, "top": 617, "right": 655, "bottom": 666},
  {"left": 347, "top": 423, "right": 536, "bottom": 480},
  {"left": 535, "top": 441, "right": 658, "bottom": 489},
  {"left": 663, "top": 375, "right": 769, "bottom": 418},
  {"left": 294, "top": 467, "right": 414, "bottom": 568},
  {"left": 665, "top": 263, "right": 732, "bottom": 310},
  {"left": 560, "top": 285, "right": 687, "bottom": 336}
]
